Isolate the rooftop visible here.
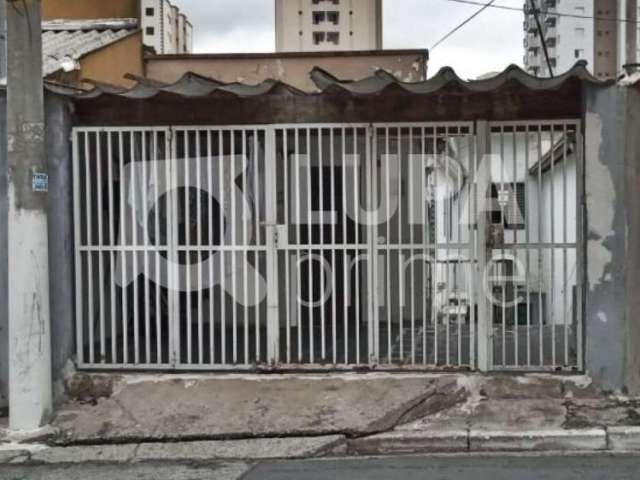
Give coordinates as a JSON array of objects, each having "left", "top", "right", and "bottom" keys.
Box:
[
  {"left": 45, "top": 60, "right": 602, "bottom": 100},
  {"left": 42, "top": 18, "right": 139, "bottom": 77}
]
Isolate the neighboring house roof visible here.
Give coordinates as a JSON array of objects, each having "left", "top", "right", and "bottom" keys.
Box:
[
  {"left": 309, "top": 60, "right": 604, "bottom": 95},
  {"left": 44, "top": 61, "right": 605, "bottom": 100},
  {"left": 42, "top": 18, "right": 139, "bottom": 77}
]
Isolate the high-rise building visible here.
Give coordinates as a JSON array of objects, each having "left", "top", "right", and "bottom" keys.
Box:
[
  {"left": 523, "top": 0, "right": 595, "bottom": 77},
  {"left": 523, "top": 0, "right": 638, "bottom": 79},
  {"left": 275, "top": 0, "right": 383, "bottom": 52},
  {"left": 141, "top": 0, "right": 193, "bottom": 54}
]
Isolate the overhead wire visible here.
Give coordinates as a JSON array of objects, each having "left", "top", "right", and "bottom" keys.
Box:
[
  {"left": 431, "top": 0, "right": 496, "bottom": 50},
  {"left": 436, "top": 0, "right": 640, "bottom": 24}
]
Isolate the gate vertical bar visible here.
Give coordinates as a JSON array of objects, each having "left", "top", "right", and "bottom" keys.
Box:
[
  {"left": 367, "top": 125, "right": 378, "bottom": 365},
  {"left": 475, "top": 120, "right": 491, "bottom": 371},
  {"left": 168, "top": 127, "right": 181, "bottom": 367},
  {"left": 265, "top": 127, "right": 280, "bottom": 365},
  {"left": 576, "top": 126, "right": 585, "bottom": 369},
  {"left": 72, "top": 130, "right": 84, "bottom": 366}
]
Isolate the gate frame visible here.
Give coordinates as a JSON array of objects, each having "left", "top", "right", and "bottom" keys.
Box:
[{"left": 71, "top": 120, "right": 585, "bottom": 373}]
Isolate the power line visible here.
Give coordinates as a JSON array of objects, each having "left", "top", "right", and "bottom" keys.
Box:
[
  {"left": 437, "top": 0, "right": 640, "bottom": 25},
  {"left": 528, "top": 0, "right": 554, "bottom": 77},
  {"left": 431, "top": 0, "right": 496, "bottom": 50}
]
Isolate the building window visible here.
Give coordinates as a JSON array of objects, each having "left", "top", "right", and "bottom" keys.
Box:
[
  {"left": 312, "top": 0, "right": 339, "bottom": 4},
  {"left": 575, "top": 48, "right": 584, "bottom": 58},
  {"left": 313, "top": 31, "right": 326, "bottom": 44},
  {"left": 312, "top": 11, "right": 326, "bottom": 24},
  {"left": 327, "top": 31, "right": 340, "bottom": 44},
  {"left": 145, "top": 7, "right": 155, "bottom": 16},
  {"left": 575, "top": 6, "right": 585, "bottom": 14},
  {"left": 145, "top": 26, "right": 155, "bottom": 35},
  {"left": 575, "top": 27, "right": 585, "bottom": 37},
  {"left": 327, "top": 11, "right": 340, "bottom": 24}
]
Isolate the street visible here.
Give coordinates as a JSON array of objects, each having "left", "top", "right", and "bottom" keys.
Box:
[{"left": 1, "top": 454, "right": 638, "bottom": 480}]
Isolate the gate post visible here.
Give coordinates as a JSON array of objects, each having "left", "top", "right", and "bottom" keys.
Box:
[{"left": 475, "top": 120, "right": 492, "bottom": 372}]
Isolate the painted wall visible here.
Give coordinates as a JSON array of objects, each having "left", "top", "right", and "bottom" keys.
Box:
[
  {"left": 146, "top": 51, "right": 428, "bottom": 92},
  {"left": 78, "top": 32, "right": 144, "bottom": 88},
  {"left": 42, "top": 0, "right": 139, "bottom": 20},
  {"left": 583, "top": 83, "right": 636, "bottom": 392}
]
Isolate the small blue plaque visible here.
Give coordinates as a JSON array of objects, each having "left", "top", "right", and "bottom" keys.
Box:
[{"left": 32, "top": 173, "right": 49, "bottom": 192}]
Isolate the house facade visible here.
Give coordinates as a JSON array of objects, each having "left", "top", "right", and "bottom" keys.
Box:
[{"left": 1, "top": 61, "right": 640, "bottom": 425}]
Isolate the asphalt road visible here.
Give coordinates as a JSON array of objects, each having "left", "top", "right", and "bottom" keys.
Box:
[
  {"left": 245, "top": 454, "right": 640, "bottom": 480},
  {"left": 1, "top": 454, "right": 639, "bottom": 480}
]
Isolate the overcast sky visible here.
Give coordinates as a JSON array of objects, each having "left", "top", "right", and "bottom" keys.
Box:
[{"left": 172, "top": 0, "right": 524, "bottom": 79}]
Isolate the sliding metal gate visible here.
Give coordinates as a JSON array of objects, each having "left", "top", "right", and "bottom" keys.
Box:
[{"left": 73, "top": 121, "right": 583, "bottom": 371}]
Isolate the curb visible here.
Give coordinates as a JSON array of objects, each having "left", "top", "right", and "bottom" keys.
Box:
[
  {"left": 350, "top": 430, "right": 469, "bottom": 455},
  {"left": 1, "top": 428, "right": 640, "bottom": 464},
  {"left": 350, "top": 428, "right": 624, "bottom": 455},
  {"left": 469, "top": 429, "right": 607, "bottom": 452},
  {"left": 607, "top": 426, "right": 640, "bottom": 451}
]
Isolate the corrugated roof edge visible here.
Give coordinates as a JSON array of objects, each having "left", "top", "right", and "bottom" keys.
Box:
[
  {"left": 310, "top": 60, "right": 610, "bottom": 95},
  {"left": 41, "top": 61, "right": 611, "bottom": 99},
  {"left": 42, "top": 18, "right": 139, "bottom": 31},
  {"left": 44, "top": 70, "right": 307, "bottom": 99}
]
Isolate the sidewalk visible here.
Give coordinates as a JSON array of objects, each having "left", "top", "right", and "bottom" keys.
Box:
[{"left": 1, "top": 373, "right": 639, "bottom": 463}]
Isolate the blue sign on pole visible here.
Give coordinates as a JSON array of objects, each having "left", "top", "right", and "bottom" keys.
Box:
[{"left": 32, "top": 172, "right": 49, "bottom": 192}]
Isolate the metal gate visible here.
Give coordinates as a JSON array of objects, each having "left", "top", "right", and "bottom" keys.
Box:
[{"left": 73, "top": 121, "right": 583, "bottom": 371}]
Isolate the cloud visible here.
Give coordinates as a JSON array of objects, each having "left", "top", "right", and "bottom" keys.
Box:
[{"left": 172, "top": 0, "right": 525, "bottom": 79}]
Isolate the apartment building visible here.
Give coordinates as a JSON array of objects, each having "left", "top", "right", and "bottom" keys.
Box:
[
  {"left": 523, "top": 0, "right": 595, "bottom": 77},
  {"left": 141, "top": 0, "right": 193, "bottom": 54},
  {"left": 524, "top": 0, "right": 638, "bottom": 78},
  {"left": 275, "top": 0, "right": 383, "bottom": 52}
]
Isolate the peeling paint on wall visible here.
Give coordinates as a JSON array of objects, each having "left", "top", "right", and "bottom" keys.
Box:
[{"left": 585, "top": 111, "right": 615, "bottom": 291}]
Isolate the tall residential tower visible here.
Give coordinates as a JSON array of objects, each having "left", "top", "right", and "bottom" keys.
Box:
[
  {"left": 275, "top": 0, "right": 383, "bottom": 52},
  {"left": 523, "top": 0, "right": 639, "bottom": 79}
]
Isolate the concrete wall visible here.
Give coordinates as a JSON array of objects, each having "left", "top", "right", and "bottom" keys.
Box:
[
  {"left": 623, "top": 84, "right": 640, "bottom": 393},
  {"left": 42, "top": 0, "right": 139, "bottom": 20},
  {"left": 45, "top": 93, "right": 75, "bottom": 400},
  {"left": 584, "top": 82, "right": 640, "bottom": 393},
  {"left": 0, "top": 91, "right": 7, "bottom": 408},
  {"left": 146, "top": 50, "right": 428, "bottom": 92}
]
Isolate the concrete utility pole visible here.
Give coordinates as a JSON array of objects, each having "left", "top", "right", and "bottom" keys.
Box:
[
  {"left": 0, "top": 0, "right": 6, "bottom": 80},
  {"left": 625, "top": 0, "right": 638, "bottom": 66},
  {"left": 6, "top": 0, "right": 52, "bottom": 430}
]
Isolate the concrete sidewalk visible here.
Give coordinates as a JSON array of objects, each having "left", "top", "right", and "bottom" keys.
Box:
[{"left": 1, "top": 373, "right": 639, "bottom": 462}]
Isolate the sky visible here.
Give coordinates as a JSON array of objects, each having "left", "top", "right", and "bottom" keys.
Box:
[{"left": 172, "top": 0, "right": 525, "bottom": 80}]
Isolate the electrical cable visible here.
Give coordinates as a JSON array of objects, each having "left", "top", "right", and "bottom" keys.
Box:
[{"left": 431, "top": 0, "right": 496, "bottom": 50}]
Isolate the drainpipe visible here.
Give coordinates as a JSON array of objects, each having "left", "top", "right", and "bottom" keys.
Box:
[{"left": 6, "top": 0, "right": 53, "bottom": 430}]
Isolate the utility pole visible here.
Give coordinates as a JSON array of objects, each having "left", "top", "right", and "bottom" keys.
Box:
[
  {"left": 0, "top": 0, "right": 6, "bottom": 81},
  {"left": 625, "top": 0, "right": 638, "bottom": 67},
  {"left": 6, "top": 0, "right": 52, "bottom": 430}
]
